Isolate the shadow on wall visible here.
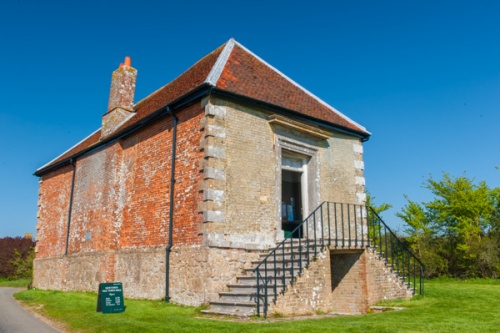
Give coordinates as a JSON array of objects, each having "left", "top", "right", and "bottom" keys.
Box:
[{"left": 330, "top": 252, "right": 362, "bottom": 291}]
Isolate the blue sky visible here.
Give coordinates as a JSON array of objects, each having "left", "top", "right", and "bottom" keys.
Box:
[{"left": 1, "top": 0, "right": 499, "bottom": 237}]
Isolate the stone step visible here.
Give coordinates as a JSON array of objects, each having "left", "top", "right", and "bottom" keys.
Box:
[
  {"left": 226, "top": 283, "right": 288, "bottom": 294},
  {"left": 201, "top": 309, "right": 254, "bottom": 317},
  {"left": 205, "top": 300, "right": 256, "bottom": 317},
  {"left": 243, "top": 265, "right": 306, "bottom": 276},
  {"left": 279, "top": 241, "right": 316, "bottom": 252},
  {"left": 259, "top": 251, "right": 312, "bottom": 260},
  {"left": 251, "top": 258, "right": 309, "bottom": 268},
  {"left": 234, "top": 275, "right": 294, "bottom": 286},
  {"left": 219, "top": 291, "right": 258, "bottom": 302}
]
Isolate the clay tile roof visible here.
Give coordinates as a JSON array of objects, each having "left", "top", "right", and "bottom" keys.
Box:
[
  {"left": 209, "top": 39, "right": 368, "bottom": 135},
  {"left": 36, "top": 39, "right": 369, "bottom": 175}
]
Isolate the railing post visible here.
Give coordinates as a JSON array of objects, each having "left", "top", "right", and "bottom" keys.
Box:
[
  {"left": 365, "top": 206, "right": 373, "bottom": 247},
  {"left": 273, "top": 251, "right": 277, "bottom": 302},
  {"left": 347, "top": 204, "right": 351, "bottom": 248},
  {"left": 306, "top": 215, "right": 310, "bottom": 267},
  {"left": 256, "top": 270, "right": 260, "bottom": 316},
  {"left": 327, "top": 202, "right": 331, "bottom": 247},
  {"left": 291, "top": 237, "right": 294, "bottom": 282},
  {"left": 354, "top": 204, "right": 358, "bottom": 247},
  {"left": 360, "top": 205, "right": 364, "bottom": 247},
  {"left": 264, "top": 278, "right": 268, "bottom": 318},
  {"left": 377, "top": 219, "right": 382, "bottom": 255},
  {"left": 390, "top": 233, "right": 394, "bottom": 268},
  {"left": 384, "top": 225, "right": 388, "bottom": 263},
  {"left": 334, "top": 203, "right": 338, "bottom": 247},
  {"left": 299, "top": 232, "right": 303, "bottom": 275},
  {"left": 264, "top": 259, "right": 268, "bottom": 296},
  {"left": 320, "top": 204, "right": 325, "bottom": 251},
  {"left": 341, "top": 204, "right": 345, "bottom": 248},
  {"left": 313, "top": 212, "right": 317, "bottom": 258},
  {"left": 282, "top": 242, "right": 285, "bottom": 293}
]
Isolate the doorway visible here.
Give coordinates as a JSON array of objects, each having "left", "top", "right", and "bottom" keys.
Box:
[{"left": 281, "top": 153, "right": 309, "bottom": 238}]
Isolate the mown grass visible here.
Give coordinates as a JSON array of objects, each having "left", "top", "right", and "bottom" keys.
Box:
[
  {"left": 0, "top": 278, "right": 31, "bottom": 287},
  {"left": 13, "top": 278, "right": 500, "bottom": 333}
]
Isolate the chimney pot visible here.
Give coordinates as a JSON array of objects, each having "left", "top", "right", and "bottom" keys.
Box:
[{"left": 124, "top": 56, "right": 131, "bottom": 67}]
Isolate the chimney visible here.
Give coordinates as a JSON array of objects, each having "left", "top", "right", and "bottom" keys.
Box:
[{"left": 101, "top": 56, "right": 137, "bottom": 139}]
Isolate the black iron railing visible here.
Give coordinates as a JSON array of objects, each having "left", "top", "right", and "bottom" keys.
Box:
[
  {"left": 253, "top": 201, "right": 424, "bottom": 317},
  {"left": 367, "top": 207, "right": 425, "bottom": 299}
]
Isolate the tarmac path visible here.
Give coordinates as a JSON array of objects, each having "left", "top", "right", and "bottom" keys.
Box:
[{"left": 0, "top": 287, "right": 60, "bottom": 333}]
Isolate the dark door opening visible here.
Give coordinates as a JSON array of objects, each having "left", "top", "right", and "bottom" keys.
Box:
[{"left": 281, "top": 170, "right": 303, "bottom": 238}]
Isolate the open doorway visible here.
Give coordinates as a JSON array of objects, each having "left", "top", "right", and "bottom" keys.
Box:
[{"left": 281, "top": 153, "right": 309, "bottom": 238}]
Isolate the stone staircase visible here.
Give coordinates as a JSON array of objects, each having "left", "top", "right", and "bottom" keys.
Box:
[
  {"left": 202, "top": 240, "right": 417, "bottom": 317},
  {"left": 202, "top": 239, "right": 315, "bottom": 317},
  {"left": 202, "top": 202, "right": 424, "bottom": 318}
]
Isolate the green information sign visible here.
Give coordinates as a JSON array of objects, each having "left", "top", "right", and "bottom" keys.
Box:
[{"left": 97, "top": 282, "right": 125, "bottom": 314}]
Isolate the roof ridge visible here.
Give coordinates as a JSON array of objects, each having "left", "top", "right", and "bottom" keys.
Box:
[
  {"left": 205, "top": 38, "right": 236, "bottom": 86},
  {"left": 232, "top": 40, "right": 369, "bottom": 134}
]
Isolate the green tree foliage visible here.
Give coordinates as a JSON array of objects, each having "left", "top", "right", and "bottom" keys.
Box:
[
  {"left": 11, "top": 248, "right": 35, "bottom": 279},
  {"left": 366, "top": 191, "right": 393, "bottom": 250},
  {"left": 366, "top": 191, "right": 392, "bottom": 215},
  {"left": 398, "top": 173, "right": 500, "bottom": 278},
  {"left": 0, "top": 237, "right": 35, "bottom": 280}
]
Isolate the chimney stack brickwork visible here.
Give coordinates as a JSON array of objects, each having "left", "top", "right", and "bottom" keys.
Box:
[{"left": 101, "top": 59, "right": 137, "bottom": 139}]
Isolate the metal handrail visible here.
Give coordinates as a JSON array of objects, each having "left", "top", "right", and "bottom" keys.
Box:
[
  {"left": 367, "top": 207, "right": 425, "bottom": 295},
  {"left": 253, "top": 202, "right": 424, "bottom": 317}
]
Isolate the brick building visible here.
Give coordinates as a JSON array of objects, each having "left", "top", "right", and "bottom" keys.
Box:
[{"left": 34, "top": 39, "right": 420, "bottom": 317}]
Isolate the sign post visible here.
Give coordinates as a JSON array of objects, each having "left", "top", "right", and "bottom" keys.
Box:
[{"left": 97, "top": 282, "right": 125, "bottom": 314}]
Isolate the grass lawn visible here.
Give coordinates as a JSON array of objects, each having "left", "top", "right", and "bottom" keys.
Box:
[
  {"left": 13, "top": 278, "right": 500, "bottom": 333},
  {"left": 0, "top": 278, "right": 31, "bottom": 287}
]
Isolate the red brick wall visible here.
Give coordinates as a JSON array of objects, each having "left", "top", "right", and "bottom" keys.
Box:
[
  {"left": 36, "top": 165, "right": 73, "bottom": 258},
  {"left": 36, "top": 102, "right": 205, "bottom": 259},
  {"left": 68, "top": 143, "right": 122, "bottom": 253},
  {"left": 170, "top": 104, "right": 205, "bottom": 246},
  {"left": 119, "top": 102, "right": 205, "bottom": 248},
  {"left": 330, "top": 251, "right": 369, "bottom": 313}
]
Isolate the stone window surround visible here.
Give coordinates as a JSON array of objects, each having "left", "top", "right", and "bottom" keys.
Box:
[{"left": 274, "top": 135, "right": 320, "bottom": 242}]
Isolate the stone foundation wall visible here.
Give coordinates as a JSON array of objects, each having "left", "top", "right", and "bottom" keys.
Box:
[
  {"left": 33, "top": 251, "right": 116, "bottom": 292},
  {"left": 33, "top": 245, "right": 260, "bottom": 306},
  {"left": 169, "top": 245, "right": 260, "bottom": 306}
]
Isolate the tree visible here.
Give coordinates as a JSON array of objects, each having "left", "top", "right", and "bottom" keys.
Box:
[
  {"left": 366, "top": 190, "right": 392, "bottom": 215},
  {"left": 397, "top": 195, "right": 447, "bottom": 277},
  {"left": 10, "top": 248, "right": 35, "bottom": 279},
  {"left": 0, "top": 237, "right": 35, "bottom": 280},
  {"left": 398, "top": 173, "right": 500, "bottom": 278}
]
